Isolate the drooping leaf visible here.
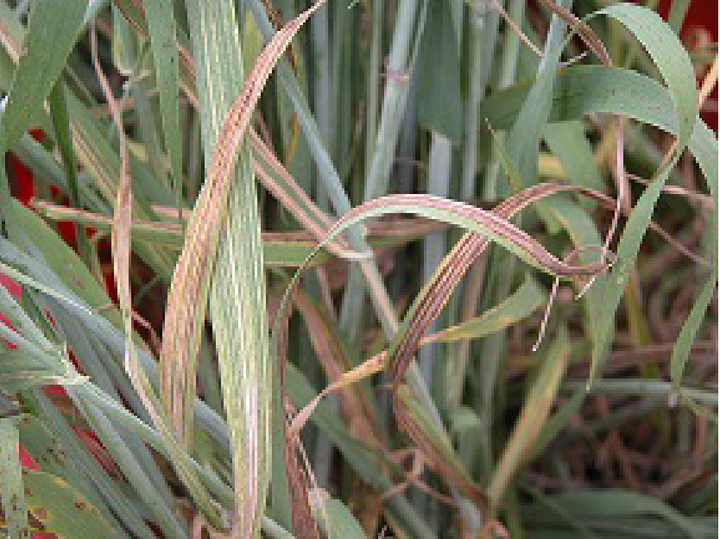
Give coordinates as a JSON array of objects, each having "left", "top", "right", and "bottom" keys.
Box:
[{"left": 480, "top": 66, "right": 716, "bottom": 193}]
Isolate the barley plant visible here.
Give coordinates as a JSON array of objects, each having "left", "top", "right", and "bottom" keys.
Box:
[{"left": 0, "top": 0, "right": 716, "bottom": 537}]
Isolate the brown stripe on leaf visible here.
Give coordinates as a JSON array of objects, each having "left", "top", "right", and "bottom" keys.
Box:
[
  {"left": 285, "top": 402, "right": 320, "bottom": 539},
  {"left": 159, "top": 0, "right": 328, "bottom": 448},
  {"left": 292, "top": 289, "right": 383, "bottom": 444},
  {"left": 385, "top": 183, "right": 606, "bottom": 388},
  {"left": 393, "top": 387, "right": 489, "bottom": 510}
]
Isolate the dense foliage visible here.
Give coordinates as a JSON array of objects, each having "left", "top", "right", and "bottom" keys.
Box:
[{"left": 0, "top": 0, "right": 716, "bottom": 538}]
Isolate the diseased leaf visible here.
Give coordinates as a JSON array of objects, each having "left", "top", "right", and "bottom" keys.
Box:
[
  {"left": 310, "top": 193, "right": 609, "bottom": 279},
  {"left": 393, "top": 385, "right": 489, "bottom": 509},
  {"left": 290, "top": 289, "right": 382, "bottom": 444},
  {"left": 22, "top": 470, "right": 118, "bottom": 538},
  {"left": 288, "top": 352, "right": 385, "bottom": 439},
  {"left": 91, "top": 16, "right": 221, "bottom": 531},
  {"left": 285, "top": 426, "right": 320, "bottom": 539},
  {"left": 16, "top": 414, "right": 128, "bottom": 535},
  {"left": 0, "top": 417, "right": 28, "bottom": 539},
  {"left": 161, "top": 0, "right": 326, "bottom": 448},
  {"left": 0, "top": 2, "right": 713, "bottom": 538},
  {"left": 181, "top": 2, "right": 327, "bottom": 537}
]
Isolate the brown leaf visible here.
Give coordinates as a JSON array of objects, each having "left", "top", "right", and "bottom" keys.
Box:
[
  {"left": 292, "top": 289, "right": 383, "bottom": 444},
  {"left": 287, "top": 351, "right": 386, "bottom": 440},
  {"left": 90, "top": 18, "right": 131, "bottom": 321},
  {"left": 251, "top": 130, "right": 357, "bottom": 260},
  {"left": 285, "top": 403, "right": 320, "bottom": 539},
  {"left": 392, "top": 388, "right": 489, "bottom": 510}
]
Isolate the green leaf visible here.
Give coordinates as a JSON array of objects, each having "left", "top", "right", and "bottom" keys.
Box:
[
  {"left": 504, "top": 0, "right": 566, "bottom": 197},
  {"left": 521, "top": 489, "right": 703, "bottom": 539},
  {"left": 415, "top": 1, "right": 462, "bottom": 144},
  {"left": 668, "top": 0, "right": 692, "bottom": 34},
  {"left": 0, "top": 417, "right": 28, "bottom": 539},
  {"left": 542, "top": 121, "right": 603, "bottom": 203},
  {"left": 423, "top": 275, "right": 545, "bottom": 343},
  {"left": 480, "top": 65, "right": 717, "bottom": 194},
  {"left": 576, "top": 5, "right": 697, "bottom": 384},
  {"left": 488, "top": 328, "right": 570, "bottom": 503},
  {"left": 144, "top": 0, "right": 184, "bottom": 213},
  {"left": 311, "top": 490, "right": 366, "bottom": 539},
  {"left": 6, "top": 199, "right": 112, "bottom": 320},
  {"left": 670, "top": 272, "right": 718, "bottom": 389},
  {"left": 68, "top": 392, "right": 188, "bottom": 539},
  {"left": 531, "top": 386, "right": 585, "bottom": 462},
  {"left": 570, "top": 379, "right": 718, "bottom": 407},
  {"left": 22, "top": 470, "right": 119, "bottom": 538},
  {"left": 48, "top": 79, "right": 92, "bottom": 262},
  {"left": 596, "top": 5, "right": 696, "bottom": 146},
  {"left": 0, "top": 0, "right": 88, "bottom": 151},
  {"left": 0, "top": 0, "right": 87, "bottom": 242},
  {"left": 0, "top": 345, "right": 60, "bottom": 394},
  {"left": 48, "top": 82, "right": 79, "bottom": 206}
]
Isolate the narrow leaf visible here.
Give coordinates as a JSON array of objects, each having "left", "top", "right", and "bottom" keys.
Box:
[
  {"left": 670, "top": 272, "right": 717, "bottom": 388},
  {"left": 488, "top": 329, "right": 570, "bottom": 504},
  {"left": 521, "top": 489, "right": 703, "bottom": 539},
  {"left": 421, "top": 275, "right": 546, "bottom": 344},
  {"left": 479, "top": 65, "right": 717, "bottom": 193},
  {"left": 144, "top": 0, "right": 184, "bottom": 214},
  {"left": 0, "top": 0, "right": 88, "bottom": 151},
  {"left": 579, "top": 5, "right": 697, "bottom": 384}
]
